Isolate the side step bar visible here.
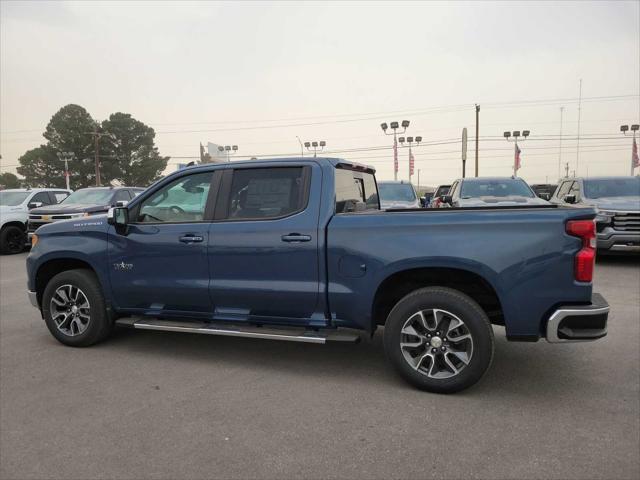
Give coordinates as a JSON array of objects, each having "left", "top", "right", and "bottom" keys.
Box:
[{"left": 115, "top": 318, "right": 361, "bottom": 344}]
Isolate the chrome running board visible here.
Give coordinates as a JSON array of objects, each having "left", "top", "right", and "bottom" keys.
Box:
[{"left": 115, "top": 318, "right": 360, "bottom": 344}]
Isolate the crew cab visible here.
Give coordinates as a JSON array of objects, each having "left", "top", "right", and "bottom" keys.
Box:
[
  {"left": 0, "top": 188, "right": 71, "bottom": 254},
  {"left": 550, "top": 176, "right": 640, "bottom": 253},
  {"left": 26, "top": 158, "right": 609, "bottom": 393},
  {"left": 27, "top": 186, "right": 144, "bottom": 241}
]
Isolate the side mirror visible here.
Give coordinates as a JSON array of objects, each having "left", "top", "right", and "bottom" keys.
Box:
[
  {"left": 115, "top": 200, "right": 129, "bottom": 207},
  {"left": 539, "top": 193, "right": 551, "bottom": 200},
  {"left": 441, "top": 195, "right": 453, "bottom": 205},
  {"left": 107, "top": 206, "right": 129, "bottom": 227},
  {"left": 27, "top": 201, "right": 43, "bottom": 209},
  {"left": 564, "top": 194, "right": 577, "bottom": 204}
]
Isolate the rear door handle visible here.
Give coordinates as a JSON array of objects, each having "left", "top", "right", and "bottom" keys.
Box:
[
  {"left": 179, "top": 234, "right": 204, "bottom": 243},
  {"left": 281, "top": 234, "right": 312, "bottom": 243}
]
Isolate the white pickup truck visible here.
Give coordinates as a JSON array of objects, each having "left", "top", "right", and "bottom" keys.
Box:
[{"left": 0, "top": 188, "right": 71, "bottom": 254}]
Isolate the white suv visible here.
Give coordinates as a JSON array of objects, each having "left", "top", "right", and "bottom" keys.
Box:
[{"left": 0, "top": 188, "right": 71, "bottom": 254}]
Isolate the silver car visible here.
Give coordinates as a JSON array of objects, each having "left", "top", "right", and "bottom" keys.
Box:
[{"left": 440, "top": 177, "right": 549, "bottom": 208}]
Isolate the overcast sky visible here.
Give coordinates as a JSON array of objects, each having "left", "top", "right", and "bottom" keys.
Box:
[{"left": 1, "top": 0, "right": 639, "bottom": 187}]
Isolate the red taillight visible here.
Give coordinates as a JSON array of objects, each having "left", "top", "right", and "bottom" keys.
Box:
[{"left": 566, "top": 219, "right": 596, "bottom": 282}]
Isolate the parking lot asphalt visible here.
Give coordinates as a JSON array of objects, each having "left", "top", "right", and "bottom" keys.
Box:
[{"left": 0, "top": 252, "right": 638, "bottom": 480}]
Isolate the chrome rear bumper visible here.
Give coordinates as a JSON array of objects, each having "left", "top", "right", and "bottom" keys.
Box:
[{"left": 546, "top": 293, "right": 609, "bottom": 343}]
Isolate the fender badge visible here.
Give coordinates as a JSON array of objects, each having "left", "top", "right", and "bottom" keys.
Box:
[{"left": 113, "top": 261, "right": 133, "bottom": 271}]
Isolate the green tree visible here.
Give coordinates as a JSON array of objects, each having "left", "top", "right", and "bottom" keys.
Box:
[
  {"left": 101, "top": 112, "right": 169, "bottom": 186},
  {"left": 0, "top": 172, "right": 21, "bottom": 189},
  {"left": 16, "top": 146, "right": 68, "bottom": 188}
]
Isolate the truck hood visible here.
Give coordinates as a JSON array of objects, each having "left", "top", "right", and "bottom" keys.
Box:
[
  {"left": 34, "top": 213, "right": 109, "bottom": 236},
  {"left": 584, "top": 196, "right": 640, "bottom": 212},
  {"left": 30, "top": 203, "right": 110, "bottom": 215},
  {"left": 459, "top": 196, "right": 549, "bottom": 207},
  {"left": 381, "top": 199, "right": 421, "bottom": 209}
]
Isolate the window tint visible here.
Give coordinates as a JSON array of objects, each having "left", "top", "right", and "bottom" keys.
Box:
[
  {"left": 138, "top": 172, "right": 213, "bottom": 223},
  {"left": 31, "top": 192, "right": 53, "bottom": 205},
  {"left": 227, "top": 167, "right": 307, "bottom": 220},
  {"left": 52, "top": 192, "right": 69, "bottom": 203},
  {"left": 335, "top": 168, "right": 378, "bottom": 213},
  {"left": 114, "top": 190, "right": 131, "bottom": 203}
]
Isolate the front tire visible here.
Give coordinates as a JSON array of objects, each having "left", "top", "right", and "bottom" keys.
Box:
[
  {"left": 42, "top": 269, "right": 113, "bottom": 347},
  {"left": 383, "top": 287, "right": 494, "bottom": 393},
  {"left": 0, "top": 225, "right": 26, "bottom": 255}
]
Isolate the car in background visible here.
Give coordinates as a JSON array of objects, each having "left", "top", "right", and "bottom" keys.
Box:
[
  {"left": 429, "top": 184, "right": 451, "bottom": 208},
  {"left": 378, "top": 181, "right": 420, "bottom": 209},
  {"left": 550, "top": 176, "right": 640, "bottom": 253},
  {"left": 439, "top": 177, "right": 549, "bottom": 207},
  {"left": 27, "top": 186, "right": 144, "bottom": 239},
  {"left": 531, "top": 183, "right": 557, "bottom": 200},
  {"left": 0, "top": 188, "right": 71, "bottom": 254}
]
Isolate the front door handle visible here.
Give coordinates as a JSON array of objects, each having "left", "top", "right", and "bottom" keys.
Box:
[
  {"left": 281, "top": 234, "right": 311, "bottom": 243},
  {"left": 179, "top": 234, "right": 204, "bottom": 243}
]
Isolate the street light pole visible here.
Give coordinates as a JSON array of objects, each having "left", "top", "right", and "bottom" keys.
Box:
[
  {"left": 217, "top": 145, "right": 239, "bottom": 162},
  {"left": 398, "top": 136, "right": 421, "bottom": 182},
  {"left": 503, "top": 130, "right": 530, "bottom": 177},
  {"left": 303, "top": 140, "right": 326, "bottom": 157},
  {"left": 381, "top": 120, "right": 410, "bottom": 181},
  {"left": 57, "top": 151, "right": 73, "bottom": 190},
  {"left": 620, "top": 124, "right": 640, "bottom": 175}
]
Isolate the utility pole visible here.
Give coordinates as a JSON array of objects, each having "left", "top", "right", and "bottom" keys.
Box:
[
  {"left": 565, "top": 162, "right": 569, "bottom": 178},
  {"left": 296, "top": 136, "right": 304, "bottom": 157},
  {"left": 417, "top": 169, "right": 420, "bottom": 191},
  {"left": 558, "top": 106, "right": 564, "bottom": 182},
  {"left": 85, "top": 126, "right": 115, "bottom": 187},
  {"left": 474, "top": 104, "right": 480, "bottom": 177},
  {"left": 576, "top": 79, "right": 582, "bottom": 176}
]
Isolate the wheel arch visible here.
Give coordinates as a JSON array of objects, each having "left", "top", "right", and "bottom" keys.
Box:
[
  {"left": 371, "top": 265, "right": 504, "bottom": 331},
  {"left": 35, "top": 258, "right": 99, "bottom": 309},
  {"left": 1, "top": 220, "right": 27, "bottom": 231}
]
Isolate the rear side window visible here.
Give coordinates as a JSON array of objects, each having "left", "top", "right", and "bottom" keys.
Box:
[
  {"left": 335, "top": 168, "right": 379, "bottom": 213},
  {"left": 227, "top": 167, "right": 308, "bottom": 220}
]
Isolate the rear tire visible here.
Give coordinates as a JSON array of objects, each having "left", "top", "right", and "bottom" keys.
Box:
[
  {"left": 384, "top": 287, "right": 494, "bottom": 393},
  {"left": 0, "top": 225, "right": 26, "bottom": 255},
  {"left": 42, "top": 269, "right": 113, "bottom": 347}
]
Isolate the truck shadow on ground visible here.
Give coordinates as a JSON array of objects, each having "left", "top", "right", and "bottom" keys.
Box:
[{"left": 104, "top": 325, "right": 589, "bottom": 399}]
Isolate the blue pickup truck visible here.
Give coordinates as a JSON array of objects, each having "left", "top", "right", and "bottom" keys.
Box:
[{"left": 26, "top": 158, "right": 609, "bottom": 393}]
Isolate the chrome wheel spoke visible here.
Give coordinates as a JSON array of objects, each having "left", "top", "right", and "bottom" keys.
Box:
[
  {"left": 49, "top": 285, "right": 91, "bottom": 337},
  {"left": 400, "top": 307, "right": 474, "bottom": 379}
]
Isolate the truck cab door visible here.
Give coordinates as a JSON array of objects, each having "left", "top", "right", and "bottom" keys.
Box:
[
  {"left": 207, "top": 163, "right": 323, "bottom": 325},
  {"left": 108, "top": 170, "right": 218, "bottom": 317}
]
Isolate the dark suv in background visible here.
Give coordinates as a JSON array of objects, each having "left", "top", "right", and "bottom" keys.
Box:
[
  {"left": 28, "top": 186, "right": 144, "bottom": 239},
  {"left": 550, "top": 176, "right": 640, "bottom": 253}
]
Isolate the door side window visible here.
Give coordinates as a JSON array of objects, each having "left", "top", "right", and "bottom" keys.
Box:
[
  {"left": 226, "top": 167, "right": 308, "bottom": 220},
  {"left": 568, "top": 181, "right": 581, "bottom": 201},
  {"left": 136, "top": 172, "right": 213, "bottom": 223},
  {"left": 449, "top": 181, "right": 460, "bottom": 199},
  {"left": 113, "top": 190, "right": 132, "bottom": 204},
  {"left": 31, "top": 192, "right": 53, "bottom": 206},
  {"left": 52, "top": 191, "right": 69, "bottom": 203},
  {"left": 556, "top": 181, "right": 572, "bottom": 201}
]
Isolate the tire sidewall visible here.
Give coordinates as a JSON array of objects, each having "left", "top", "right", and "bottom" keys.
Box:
[
  {"left": 42, "top": 270, "right": 108, "bottom": 347},
  {"left": 0, "top": 225, "right": 25, "bottom": 255},
  {"left": 384, "top": 287, "right": 494, "bottom": 393}
]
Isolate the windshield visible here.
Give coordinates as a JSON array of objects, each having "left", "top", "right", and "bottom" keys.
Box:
[
  {"left": 461, "top": 179, "right": 534, "bottom": 198},
  {"left": 62, "top": 189, "right": 113, "bottom": 205},
  {"left": 378, "top": 183, "right": 416, "bottom": 202},
  {"left": 0, "top": 191, "right": 30, "bottom": 206},
  {"left": 583, "top": 178, "right": 640, "bottom": 199}
]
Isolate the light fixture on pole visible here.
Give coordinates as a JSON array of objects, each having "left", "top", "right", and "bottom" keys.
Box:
[
  {"left": 620, "top": 124, "right": 640, "bottom": 175},
  {"left": 398, "top": 135, "right": 422, "bottom": 182},
  {"left": 381, "top": 120, "right": 410, "bottom": 181},
  {"left": 504, "top": 130, "right": 530, "bottom": 177},
  {"left": 57, "top": 151, "right": 74, "bottom": 190},
  {"left": 303, "top": 140, "right": 326, "bottom": 157},
  {"left": 217, "top": 145, "right": 238, "bottom": 162}
]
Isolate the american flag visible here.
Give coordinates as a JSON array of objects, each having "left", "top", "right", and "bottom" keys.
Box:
[
  {"left": 393, "top": 136, "right": 398, "bottom": 173},
  {"left": 514, "top": 143, "right": 522, "bottom": 171},
  {"left": 409, "top": 148, "right": 415, "bottom": 176},
  {"left": 633, "top": 136, "right": 639, "bottom": 169}
]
